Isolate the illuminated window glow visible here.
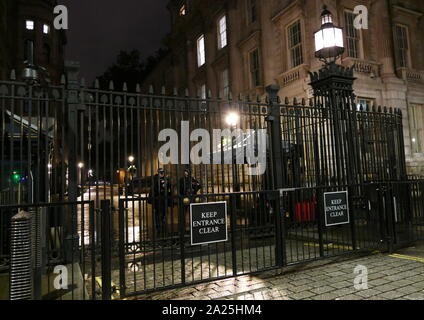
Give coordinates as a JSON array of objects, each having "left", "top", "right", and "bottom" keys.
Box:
[{"left": 25, "top": 20, "right": 34, "bottom": 30}]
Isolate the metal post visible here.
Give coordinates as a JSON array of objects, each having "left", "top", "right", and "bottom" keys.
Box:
[
  {"left": 230, "top": 194, "right": 237, "bottom": 276},
  {"left": 31, "top": 207, "right": 46, "bottom": 300},
  {"left": 309, "top": 63, "right": 357, "bottom": 185},
  {"left": 64, "top": 62, "right": 81, "bottom": 263},
  {"left": 101, "top": 200, "right": 112, "bottom": 300},
  {"left": 266, "top": 85, "right": 284, "bottom": 267},
  {"left": 9, "top": 211, "right": 33, "bottom": 300},
  {"left": 178, "top": 199, "right": 186, "bottom": 285},
  {"left": 118, "top": 200, "right": 127, "bottom": 298}
]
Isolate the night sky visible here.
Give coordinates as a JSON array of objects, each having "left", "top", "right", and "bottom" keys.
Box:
[{"left": 61, "top": 0, "right": 170, "bottom": 82}]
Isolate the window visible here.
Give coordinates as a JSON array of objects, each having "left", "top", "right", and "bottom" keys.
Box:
[
  {"left": 288, "top": 20, "right": 303, "bottom": 68},
  {"left": 25, "top": 20, "right": 34, "bottom": 30},
  {"left": 218, "top": 15, "right": 227, "bottom": 50},
  {"left": 250, "top": 49, "right": 261, "bottom": 87},
  {"left": 43, "top": 24, "right": 50, "bottom": 34},
  {"left": 24, "top": 40, "right": 34, "bottom": 63},
  {"left": 198, "top": 84, "right": 207, "bottom": 99},
  {"left": 43, "top": 44, "right": 51, "bottom": 64},
  {"left": 248, "top": 0, "right": 257, "bottom": 23},
  {"left": 409, "top": 104, "right": 424, "bottom": 153},
  {"left": 345, "top": 11, "right": 360, "bottom": 58},
  {"left": 356, "top": 97, "right": 374, "bottom": 111},
  {"left": 197, "top": 35, "right": 205, "bottom": 67},
  {"left": 395, "top": 25, "right": 410, "bottom": 68},
  {"left": 220, "top": 69, "right": 230, "bottom": 99},
  {"left": 179, "top": 4, "right": 186, "bottom": 16}
]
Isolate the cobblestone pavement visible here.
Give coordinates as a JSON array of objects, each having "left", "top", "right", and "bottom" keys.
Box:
[{"left": 130, "top": 249, "right": 424, "bottom": 300}]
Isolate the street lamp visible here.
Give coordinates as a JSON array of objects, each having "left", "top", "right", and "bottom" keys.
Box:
[
  {"left": 225, "top": 112, "right": 240, "bottom": 128},
  {"left": 225, "top": 111, "right": 241, "bottom": 197},
  {"left": 127, "top": 156, "right": 136, "bottom": 183},
  {"left": 314, "top": 6, "right": 344, "bottom": 65},
  {"left": 78, "top": 162, "right": 84, "bottom": 169},
  {"left": 310, "top": 6, "right": 357, "bottom": 187}
]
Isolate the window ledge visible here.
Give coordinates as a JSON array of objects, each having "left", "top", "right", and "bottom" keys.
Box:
[
  {"left": 342, "top": 57, "right": 382, "bottom": 78},
  {"left": 277, "top": 64, "right": 309, "bottom": 88},
  {"left": 396, "top": 67, "right": 424, "bottom": 84}
]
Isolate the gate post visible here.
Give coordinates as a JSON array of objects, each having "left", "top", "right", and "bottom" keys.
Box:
[
  {"left": 384, "top": 183, "right": 396, "bottom": 253},
  {"left": 64, "top": 62, "right": 81, "bottom": 263},
  {"left": 118, "top": 200, "right": 126, "bottom": 298},
  {"left": 265, "top": 85, "right": 285, "bottom": 267},
  {"left": 101, "top": 200, "right": 112, "bottom": 300}
]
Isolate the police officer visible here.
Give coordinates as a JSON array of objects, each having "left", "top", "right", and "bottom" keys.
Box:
[
  {"left": 149, "top": 168, "right": 171, "bottom": 237},
  {"left": 179, "top": 168, "right": 202, "bottom": 204}
]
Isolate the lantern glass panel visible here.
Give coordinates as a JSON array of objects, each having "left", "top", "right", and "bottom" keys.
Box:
[{"left": 314, "top": 30, "right": 324, "bottom": 51}]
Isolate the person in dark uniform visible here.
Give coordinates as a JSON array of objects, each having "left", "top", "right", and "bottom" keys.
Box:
[
  {"left": 149, "top": 168, "right": 172, "bottom": 237},
  {"left": 179, "top": 168, "right": 202, "bottom": 204}
]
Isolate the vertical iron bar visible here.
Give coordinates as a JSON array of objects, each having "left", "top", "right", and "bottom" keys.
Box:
[{"left": 101, "top": 200, "right": 112, "bottom": 300}]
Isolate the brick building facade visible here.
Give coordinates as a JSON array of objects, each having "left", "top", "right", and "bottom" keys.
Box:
[
  {"left": 143, "top": 0, "right": 424, "bottom": 175},
  {"left": 0, "top": 0, "right": 66, "bottom": 82}
]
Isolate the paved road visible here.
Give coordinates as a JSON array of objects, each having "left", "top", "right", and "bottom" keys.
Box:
[{"left": 130, "top": 244, "right": 424, "bottom": 300}]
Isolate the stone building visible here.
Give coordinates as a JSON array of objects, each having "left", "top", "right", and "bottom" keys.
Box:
[
  {"left": 143, "top": 0, "right": 424, "bottom": 175},
  {"left": 0, "top": 0, "right": 66, "bottom": 82}
]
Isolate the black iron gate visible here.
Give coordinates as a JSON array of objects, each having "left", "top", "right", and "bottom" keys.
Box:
[{"left": 1, "top": 68, "right": 424, "bottom": 299}]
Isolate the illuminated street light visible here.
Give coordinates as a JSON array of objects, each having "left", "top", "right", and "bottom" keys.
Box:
[
  {"left": 225, "top": 112, "right": 240, "bottom": 127},
  {"left": 314, "top": 6, "right": 344, "bottom": 64},
  {"left": 78, "top": 162, "right": 84, "bottom": 169},
  {"left": 128, "top": 155, "right": 135, "bottom": 164}
]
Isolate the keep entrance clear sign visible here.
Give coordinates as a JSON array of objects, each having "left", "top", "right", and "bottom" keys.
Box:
[
  {"left": 190, "top": 202, "right": 228, "bottom": 246},
  {"left": 324, "top": 191, "right": 350, "bottom": 227}
]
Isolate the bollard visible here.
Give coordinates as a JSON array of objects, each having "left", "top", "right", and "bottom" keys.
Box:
[{"left": 9, "top": 210, "right": 33, "bottom": 300}]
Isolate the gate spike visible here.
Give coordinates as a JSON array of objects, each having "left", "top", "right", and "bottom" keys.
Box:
[
  {"left": 383, "top": 106, "right": 387, "bottom": 113},
  {"left": 60, "top": 74, "right": 66, "bottom": 85},
  {"left": 238, "top": 93, "right": 242, "bottom": 101},
  {"left": 10, "top": 69, "right": 16, "bottom": 80},
  {"left": 207, "top": 89, "right": 212, "bottom": 99},
  {"left": 228, "top": 91, "right": 233, "bottom": 101},
  {"left": 285, "top": 97, "right": 289, "bottom": 105},
  {"left": 149, "top": 85, "right": 154, "bottom": 94},
  {"left": 366, "top": 104, "right": 370, "bottom": 112},
  {"left": 80, "top": 78, "right": 86, "bottom": 87},
  {"left": 123, "top": 82, "right": 128, "bottom": 92},
  {"left": 301, "top": 98, "right": 306, "bottom": 106},
  {"left": 136, "top": 84, "right": 141, "bottom": 93},
  {"left": 293, "top": 97, "right": 298, "bottom": 105},
  {"left": 256, "top": 95, "right": 261, "bottom": 103},
  {"left": 246, "top": 94, "right": 251, "bottom": 102},
  {"left": 94, "top": 78, "right": 99, "bottom": 89},
  {"left": 184, "top": 88, "right": 189, "bottom": 97},
  {"left": 161, "top": 86, "right": 166, "bottom": 95},
  {"left": 109, "top": 81, "right": 114, "bottom": 91},
  {"left": 359, "top": 104, "right": 363, "bottom": 112},
  {"left": 389, "top": 107, "right": 393, "bottom": 114},
  {"left": 309, "top": 98, "right": 313, "bottom": 107},
  {"left": 173, "top": 87, "right": 178, "bottom": 96}
]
